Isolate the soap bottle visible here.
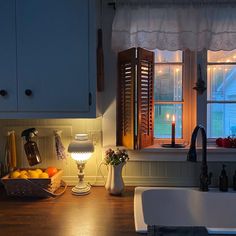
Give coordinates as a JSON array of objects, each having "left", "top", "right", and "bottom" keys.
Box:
[
  {"left": 21, "top": 128, "right": 42, "bottom": 166},
  {"left": 233, "top": 171, "right": 236, "bottom": 191},
  {"left": 219, "top": 164, "right": 228, "bottom": 192}
]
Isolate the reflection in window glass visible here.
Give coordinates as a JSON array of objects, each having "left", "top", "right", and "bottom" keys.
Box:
[
  {"left": 207, "top": 50, "right": 236, "bottom": 138},
  {"left": 154, "top": 104, "right": 182, "bottom": 138},
  {"left": 207, "top": 104, "right": 236, "bottom": 138},
  {"left": 154, "top": 65, "right": 182, "bottom": 101},
  {"left": 153, "top": 50, "right": 183, "bottom": 139},
  {"left": 208, "top": 50, "right": 236, "bottom": 63},
  {"left": 154, "top": 49, "right": 182, "bottom": 63},
  {"left": 207, "top": 65, "right": 236, "bottom": 101}
]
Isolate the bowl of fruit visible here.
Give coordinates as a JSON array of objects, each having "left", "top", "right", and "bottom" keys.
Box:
[{"left": 1, "top": 167, "right": 66, "bottom": 198}]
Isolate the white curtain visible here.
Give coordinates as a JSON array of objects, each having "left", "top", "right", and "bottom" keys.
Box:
[{"left": 112, "top": 1, "right": 236, "bottom": 51}]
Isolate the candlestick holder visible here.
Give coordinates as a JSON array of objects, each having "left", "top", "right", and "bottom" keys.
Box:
[
  {"left": 161, "top": 114, "right": 185, "bottom": 148},
  {"left": 161, "top": 143, "right": 186, "bottom": 148}
]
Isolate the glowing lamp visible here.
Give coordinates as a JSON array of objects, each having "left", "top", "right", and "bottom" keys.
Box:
[{"left": 68, "top": 134, "right": 94, "bottom": 196}]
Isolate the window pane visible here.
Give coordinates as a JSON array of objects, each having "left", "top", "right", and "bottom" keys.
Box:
[
  {"left": 207, "top": 65, "right": 236, "bottom": 101},
  {"left": 208, "top": 50, "right": 236, "bottom": 63},
  {"left": 154, "top": 65, "right": 182, "bottom": 101},
  {"left": 153, "top": 49, "right": 182, "bottom": 63},
  {"left": 154, "top": 104, "right": 182, "bottom": 138},
  {"left": 207, "top": 103, "right": 236, "bottom": 138}
]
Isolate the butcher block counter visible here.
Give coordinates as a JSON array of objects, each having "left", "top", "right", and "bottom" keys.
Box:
[{"left": 0, "top": 186, "right": 139, "bottom": 236}]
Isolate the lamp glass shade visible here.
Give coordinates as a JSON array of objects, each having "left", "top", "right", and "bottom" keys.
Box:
[
  {"left": 71, "top": 152, "right": 93, "bottom": 161},
  {"left": 68, "top": 134, "right": 94, "bottom": 161}
]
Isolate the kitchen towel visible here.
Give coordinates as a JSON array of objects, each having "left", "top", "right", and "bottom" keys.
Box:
[
  {"left": 54, "top": 130, "right": 66, "bottom": 160},
  {"left": 148, "top": 225, "right": 208, "bottom": 236}
]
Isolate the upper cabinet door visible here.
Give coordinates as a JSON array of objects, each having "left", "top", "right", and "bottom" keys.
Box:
[
  {"left": 0, "top": 0, "right": 17, "bottom": 111},
  {"left": 16, "top": 0, "right": 90, "bottom": 112}
]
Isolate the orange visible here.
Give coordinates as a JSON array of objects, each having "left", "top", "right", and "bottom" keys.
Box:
[{"left": 45, "top": 167, "right": 57, "bottom": 177}]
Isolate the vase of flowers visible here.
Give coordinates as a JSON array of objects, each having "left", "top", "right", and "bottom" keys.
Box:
[
  {"left": 104, "top": 148, "right": 129, "bottom": 195},
  {"left": 105, "top": 164, "right": 112, "bottom": 191}
]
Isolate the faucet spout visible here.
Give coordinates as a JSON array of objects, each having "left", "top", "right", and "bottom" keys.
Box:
[{"left": 187, "top": 125, "right": 212, "bottom": 191}]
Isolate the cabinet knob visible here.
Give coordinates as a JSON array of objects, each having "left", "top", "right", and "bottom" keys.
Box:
[
  {"left": 25, "top": 89, "right": 32, "bottom": 96},
  {"left": 0, "top": 90, "right": 7, "bottom": 96}
]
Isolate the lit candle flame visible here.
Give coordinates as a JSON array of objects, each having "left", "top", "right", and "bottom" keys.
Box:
[{"left": 172, "top": 115, "right": 175, "bottom": 123}]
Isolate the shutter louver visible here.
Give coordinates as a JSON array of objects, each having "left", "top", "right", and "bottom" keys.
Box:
[
  {"left": 117, "top": 48, "right": 136, "bottom": 149},
  {"left": 137, "top": 48, "right": 154, "bottom": 149},
  {"left": 117, "top": 47, "right": 154, "bottom": 149}
]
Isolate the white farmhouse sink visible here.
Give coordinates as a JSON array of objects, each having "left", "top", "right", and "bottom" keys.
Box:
[{"left": 134, "top": 187, "right": 236, "bottom": 235}]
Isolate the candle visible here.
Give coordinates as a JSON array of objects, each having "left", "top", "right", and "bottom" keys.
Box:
[{"left": 171, "top": 115, "right": 175, "bottom": 147}]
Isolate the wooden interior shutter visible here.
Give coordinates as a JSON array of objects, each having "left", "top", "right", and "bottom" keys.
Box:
[
  {"left": 136, "top": 48, "right": 154, "bottom": 149},
  {"left": 117, "top": 48, "right": 136, "bottom": 149}
]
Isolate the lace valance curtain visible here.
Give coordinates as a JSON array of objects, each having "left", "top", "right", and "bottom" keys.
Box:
[{"left": 112, "top": 1, "right": 236, "bottom": 51}]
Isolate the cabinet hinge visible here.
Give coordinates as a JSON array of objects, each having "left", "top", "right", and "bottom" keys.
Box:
[{"left": 89, "top": 92, "right": 92, "bottom": 106}]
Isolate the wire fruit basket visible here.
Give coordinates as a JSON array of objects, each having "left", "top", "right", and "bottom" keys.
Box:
[{"left": 1, "top": 169, "right": 67, "bottom": 198}]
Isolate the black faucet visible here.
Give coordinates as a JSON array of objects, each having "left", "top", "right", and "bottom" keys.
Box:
[{"left": 187, "top": 125, "right": 212, "bottom": 191}]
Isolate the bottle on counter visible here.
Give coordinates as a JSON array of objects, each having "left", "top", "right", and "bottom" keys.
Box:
[
  {"left": 219, "top": 164, "right": 228, "bottom": 192},
  {"left": 21, "top": 128, "right": 42, "bottom": 166}
]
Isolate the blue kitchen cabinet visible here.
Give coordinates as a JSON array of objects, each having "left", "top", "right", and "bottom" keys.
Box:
[
  {"left": 0, "top": 0, "right": 17, "bottom": 111},
  {"left": 0, "top": 0, "right": 98, "bottom": 118}
]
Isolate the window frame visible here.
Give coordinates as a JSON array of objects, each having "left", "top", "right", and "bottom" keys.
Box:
[
  {"left": 117, "top": 48, "right": 236, "bottom": 151},
  {"left": 206, "top": 51, "right": 236, "bottom": 139},
  {"left": 153, "top": 49, "right": 196, "bottom": 145}
]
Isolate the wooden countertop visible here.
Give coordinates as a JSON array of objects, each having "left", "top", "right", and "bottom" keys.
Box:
[{"left": 0, "top": 186, "right": 140, "bottom": 236}]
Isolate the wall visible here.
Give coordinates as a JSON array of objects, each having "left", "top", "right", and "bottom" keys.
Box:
[
  {"left": 0, "top": 118, "right": 106, "bottom": 186},
  {"left": 0, "top": 119, "right": 236, "bottom": 188}
]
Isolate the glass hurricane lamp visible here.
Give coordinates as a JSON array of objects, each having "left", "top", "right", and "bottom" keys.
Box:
[{"left": 68, "top": 134, "right": 94, "bottom": 196}]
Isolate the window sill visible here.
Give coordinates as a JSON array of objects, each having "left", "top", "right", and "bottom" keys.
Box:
[{"left": 128, "top": 144, "right": 236, "bottom": 162}]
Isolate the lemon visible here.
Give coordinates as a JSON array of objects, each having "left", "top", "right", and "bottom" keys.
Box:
[
  {"left": 39, "top": 172, "right": 49, "bottom": 178},
  {"left": 10, "top": 171, "right": 20, "bottom": 178},
  {"left": 28, "top": 170, "right": 39, "bottom": 178},
  {"left": 20, "top": 170, "right": 28, "bottom": 176},
  {"left": 18, "top": 174, "right": 28, "bottom": 179},
  {"left": 35, "top": 168, "right": 43, "bottom": 174}
]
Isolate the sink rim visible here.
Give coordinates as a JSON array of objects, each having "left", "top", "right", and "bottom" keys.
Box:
[{"left": 134, "top": 186, "right": 236, "bottom": 235}]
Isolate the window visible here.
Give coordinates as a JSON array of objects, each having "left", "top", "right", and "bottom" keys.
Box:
[
  {"left": 153, "top": 49, "right": 195, "bottom": 144},
  {"left": 154, "top": 50, "right": 183, "bottom": 139},
  {"left": 117, "top": 47, "right": 236, "bottom": 150},
  {"left": 207, "top": 50, "right": 236, "bottom": 138}
]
